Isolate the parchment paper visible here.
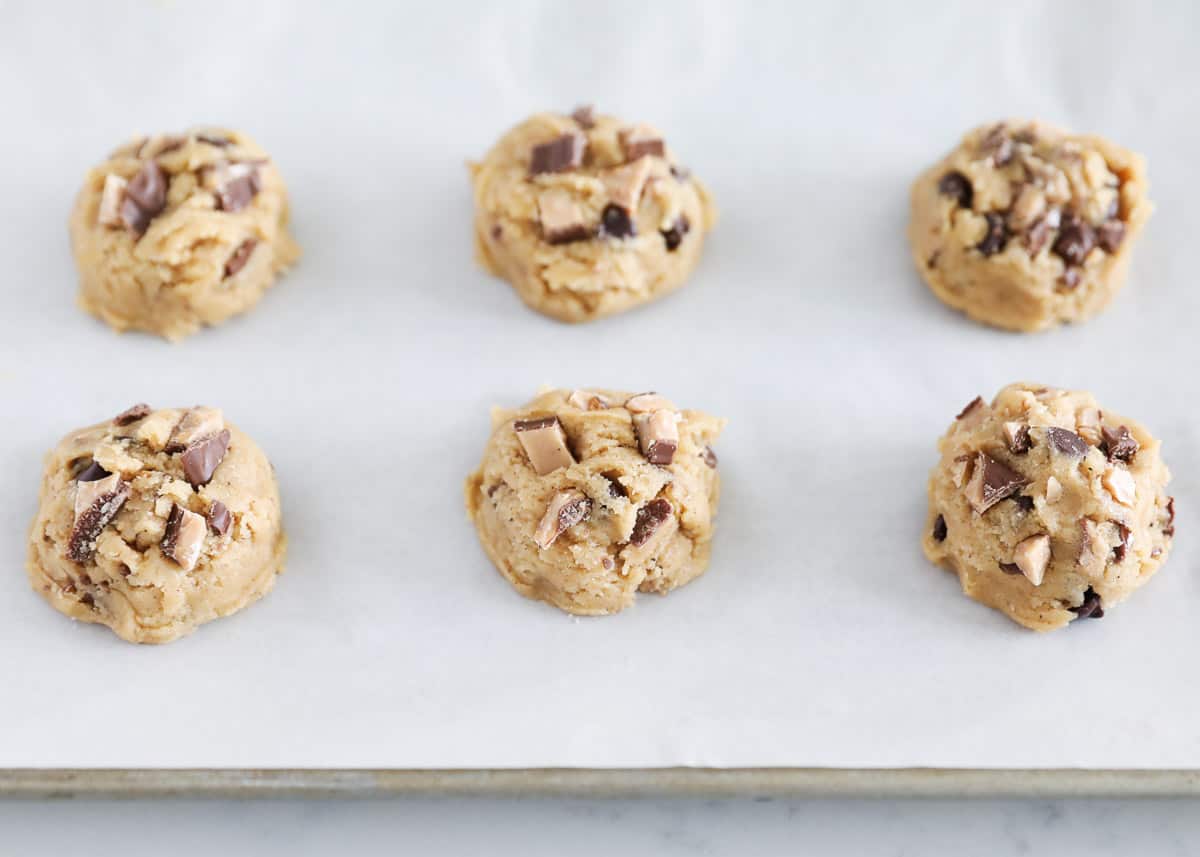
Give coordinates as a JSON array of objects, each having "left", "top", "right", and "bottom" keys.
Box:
[{"left": 1, "top": 0, "right": 1198, "bottom": 769}]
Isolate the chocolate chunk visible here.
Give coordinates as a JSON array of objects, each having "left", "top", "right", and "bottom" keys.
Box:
[
  {"left": 529, "top": 132, "right": 586, "bottom": 176},
  {"left": 1011, "top": 533, "right": 1051, "bottom": 585},
  {"left": 1097, "top": 219, "right": 1125, "bottom": 253},
  {"left": 619, "top": 125, "right": 665, "bottom": 161},
  {"left": 956, "top": 396, "right": 984, "bottom": 420},
  {"left": 180, "top": 429, "right": 231, "bottom": 487},
  {"left": 161, "top": 504, "right": 207, "bottom": 571},
  {"left": 513, "top": 417, "right": 575, "bottom": 475},
  {"left": 224, "top": 239, "right": 258, "bottom": 278},
  {"left": 1059, "top": 268, "right": 1081, "bottom": 290},
  {"left": 566, "top": 390, "right": 610, "bottom": 410},
  {"left": 533, "top": 490, "right": 593, "bottom": 549},
  {"left": 600, "top": 204, "right": 635, "bottom": 239},
  {"left": 980, "top": 126, "right": 1014, "bottom": 166},
  {"left": 634, "top": 410, "right": 681, "bottom": 466},
  {"left": 537, "top": 189, "right": 593, "bottom": 245},
  {"left": 630, "top": 498, "right": 672, "bottom": 547},
  {"left": 1071, "top": 587, "right": 1104, "bottom": 620},
  {"left": 1165, "top": 497, "right": 1176, "bottom": 538},
  {"left": 1024, "top": 213, "right": 1057, "bottom": 256},
  {"left": 932, "top": 514, "right": 947, "bottom": 542},
  {"left": 1112, "top": 523, "right": 1132, "bottom": 563},
  {"left": 963, "top": 452, "right": 1027, "bottom": 514},
  {"left": 1052, "top": 214, "right": 1096, "bottom": 266},
  {"left": 1046, "top": 427, "right": 1087, "bottom": 458},
  {"left": 569, "top": 105, "right": 595, "bottom": 129},
  {"left": 936, "top": 172, "right": 973, "bottom": 208},
  {"left": 168, "top": 407, "right": 225, "bottom": 452},
  {"left": 113, "top": 403, "right": 152, "bottom": 426},
  {"left": 603, "top": 474, "right": 627, "bottom": 498},
  {"left": 661, "top": 216, "right": 690, "bottom": 252},
  {"left": 76, "top": 461, "right": 110, "bottom": 483},
  {"left": 214, "top": 163, "right": 263, "bottom": 212},
  {"left": 701, "top": 445, "right": 718, "bottom": 468},
  {"left": 976, "top": 212, "right": 1009, "bottom": 256},
  {"left": 207, "top": 500, "right": 232, "bottom": 536},
  {"left": 1013, "top": 495, "right": 1035, "bottom": 512},
  {"left": 68, "top": 473, "right": 130, "bottom": 563},
  {"left": 1002, "top": 422, "right": 1032, "bottom": 454},
  {"left": 1101, "top": 425, "right": 1139, "bottom": 463},
  {"left": 120, "top": 161, "right": 169, "bottom": 234},
  {"left": 999, "top": 562, "right": 1022, "bottom": 575}
]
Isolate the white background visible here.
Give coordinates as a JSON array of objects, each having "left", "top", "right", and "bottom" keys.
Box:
[{"left": 2, "top": 0, "right": 1200, "bottom": 777}]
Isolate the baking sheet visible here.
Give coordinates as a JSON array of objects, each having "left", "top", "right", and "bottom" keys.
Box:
[{"left": 1, "top": 0, "right": 1199, "bottom": 772}]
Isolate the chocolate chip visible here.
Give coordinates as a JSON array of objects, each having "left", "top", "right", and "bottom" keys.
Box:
[
  {"left": 1004, "top": 423, "right": 1032, "bottom": 455},
  {"left": 661, "top": 216, "right": 690, "bottom": 252},
  {"left": 76, "top": 461, "right": 110, "bottom": 483},
  {"left": 1052, "top": 214, "right": 1096, "bottom": 266},
  {"left": 1059, "top": 268, "right": 1081, "bottom": 290},
  {"left": 1165, "top": 497, "right": 1176, "bottom": 538},
  {"left": 1013, "top": 495, "right": 1035, "bottom": 512},
  {"left": 980, "top": 126, "right": 1014, "bottom": 166},
  {"left": 937, "top": 171, "right": 973, "bottom": 208},
  {"left": 529, "top": 132, "right": 586, "bottom": 176},
  {"left": 600, "top": 204, "right": 635, "bottom": 239},
  {"left": 1046, "top": 427, "right": 1087, "bottom": 458},
  {"left": 603, "top": 475, "right": 627, "bottom": 498},
  {"left": 513, "top": 417, "right": 576, "bottom": 475},
  {"left": 976, "top": 213, "right": 1009, "bottom": 256},
  {"left": 1097, "top": 220, "right": 1125, "bottom": 253},
  {"left": 120, "top": 161, "right": 169, "bottom": 234},
  {"left": 224, "top": 239, "right": 258, "bottom": 278},
  {"left": 1101, "top": 425, "right": 1139, "bottom": 463},
  {"left": 1112, "top": 523, "right": 1132, "bottom": 563},
  {"left": 1071, "top": 587, "right": 1104, "bottom": 620},
  {"left": 207, "top": 500, "right": 232, "bottom": 536},
  {"left": 537, "top": 190, "right": 593, "bottom": 245},
  {"left": 161, "top": 504, "right": 208, "bottom": 571},
  {"left": 619, "top": 126, "right": 665, "bottom": 161},
  {"left": 956, "top": 396, "right": 984, "bottom": 420},
  {"left": 570, "top": 105, "right": 595, "bottom": 129},
  {"left": 180, "top": 429, "right": 231, "bottom": 487},
  {"left": 68, "top": 475, "right": 130, "bottom": 563},
  {"left": 963, "top": 453, "right": 1027, "bottom": 514},
  {"left": 932, "top": 514, "right": 947, "bottom": 542},
  {"left": 701, "top": 446, "right": 718, "bottom": 468},
  {"left": 999, "top": 562, "right": 1022, "bottom": 575},
  {"left": 113, "top": 403, "right": 152, "bottom": 426},
  {"left": 214, "top": 165, "right": 262, "bottom": 212},
  {"left": 79, "top": 592, "right": 95, "bottom": 607},
  {"left": 1025, "top": 216, "right": 1055, "bottom": 256},
  {"left": 534, "top": 490, "right": 593, "bottom": 549},
  {"left": 630, "top": 498, "right": 672, "bottom": 547}
]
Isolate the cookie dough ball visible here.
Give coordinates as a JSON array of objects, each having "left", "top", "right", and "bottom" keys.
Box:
[
  {"left": 923, "top": 383, "right": 1175, "bottom": 631},
  {"left": 465, "top": 388, "right": 725, "bottom": 614},
  {"left": 909, "top": 121, "right": 1150, "bottom": 332},
  {"left": 26, "top": 404, "right": 286, "bottom": 643},
  {"left": 69, "top": 128, "right": 300, "bottom": 340},
  {"left": 470, "top": 106, "right": 716, "bottom": 322}
]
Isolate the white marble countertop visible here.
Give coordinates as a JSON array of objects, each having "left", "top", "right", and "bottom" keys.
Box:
[{"left": 2, "top": 798, "right": 1197, "bottom": 855}]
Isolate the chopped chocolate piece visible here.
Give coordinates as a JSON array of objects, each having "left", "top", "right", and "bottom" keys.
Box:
[
  {"left": 603, "top": 158, "right": 653, "bottom": 213},
  {"left": 1097, "top": 219, "right": 1125, "bottom": 253},
  {"left": 701, "top": 445, "right": 718, "bottom": 468},
  {"left": 113, "top": 403, "right": 152, "bottom": 426},
  {"left": 932, "top": 514, "right": 947, "bottom": 542},
  {"left": 1101, "top": 465, "right": 1136, "bottom": 507},
  {"left": 97, "top": 174, "right": 128, "bottom": 227},
  {"left": 1002, "top": 422, "right": 1031, "bottom": 454},
  {"left": 1101, "top": 425, "right": 1139, "bottom": 462},
  {"left": 533, "top": 490, "right": 593, "bottom": 549},
  {"left": 1013, "top": 495, "right": 1035, "bottom": 512},
  {"left": 212, "top": 162, "right": 263, "bottom": 212},
  {"left": 1112, "top": 523, "right": 1132, "bottom": 563},
  {"left": 161, "top": 504, "right": 207, "bottom": 571},
  {"left": 1071, "top": 587, "right": 1104, "bottom": 619},
  {"left": 999, "top": 562, "right": 1022, "bottom": 575},
  {"left": 79, "top": 592, "right": 95, "bottom": 607},
  {"left": 634, "top": 410, "right": 681, "bottom": 466},
  {"left": 600, "top": 204, "right": 635, "bottom": 239},
  {"left": 661, "top": 216, "right": 690, "bottom": 252},
  {"left": 625, "top": 393, "right": 675, "bottom": 414},
  {"left": 630, "top": 498, "right": 672, "bottom": 547},
  {"left": 976, "top": 212, "right": 1009, "bottom": 256},
  {"left": 513, "top": 417, "right": 575, "bottom": 475},
  {"left": 1052, "top": 213, "right": 1096, "bottom": 266},
  {"left": 224, "top": 239, "right": 258, "bottom": 278},
  {"left": 569, "top": 105, "right": 595, "bottom": 129},
  {"left": 619, "top": 125, "right": 665, "bottom": 161},
  {"left": 980, "top": 125, "right": 1014, "bottom": 166},
  {"left": 1075, "top": 408, "right": 1103, "bottom": 445},
  {"left": 76, "top": 461, "right": 110, "bottom": 483},
  {"left": 1059, "top": 268, "right": 1081, "bottom": 290},
  {"left": 936, "top": 171, "right": 973, "bottom": 208},
  {"left": 1024, "top": 215, "right": 1056, "bottom": 256},
  {"left": 168, "top": 408, "right": 225, "bottom": 452},
  {"left": 120, "top": 161, "right": 169, "bottom": 234},
  {"left": 963, "top": 452, "right": 1027, "bottom": 515},
  {"left": 180, "top": 429, "right": 231, "bottom": 487},
  {"left": 1012, "top": 533, "right": 1051, "bottom": 585},
  {"left": 529, "top": 132, "right": 586, "bottom": 176},
  {"left": 566, "top": 390, "right": 610, "bottom": 410},
  {"left": 537, "top": 189, "right": 593, "bottom": 245},
  {"left": 68, "top": 473, "right": 130, "bottom": 563},
  {"left": 207, "top": 500, "right": 232, "bottom": 536},
  {"left": 1045, "top": 427, "right": 1087, "bottom": 458},
  {"left": 603, "top": 474, "right": 627, "bottom": 498},
  {"left": 956, "top": 396, "right": 984, "bottom": 420},
  {"left": 1165, "top": 497, "right": 1176, "bottom": 537},
  {"left": 196, "top": 133, "right": 232, "bottom": 147}
]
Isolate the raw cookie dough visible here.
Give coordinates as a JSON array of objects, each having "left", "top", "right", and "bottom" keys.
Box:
[
  {"left": 923, "top": 383, "right": 1174, "bottom": 631},
  {"left": 909, "top": 120, "right": 1151, "bottom": 332},
  {"left": 465, "top": 388, "right": 725, "bottom": 614},
  {"left": 70, "top": 127, "right": 299, "bottom": 340},
  {"left": 469, "top": 106, "right": 716, "bottom": 322},
  {"left": 26, "top": 404, "right": 286, "bottom": 643}
]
